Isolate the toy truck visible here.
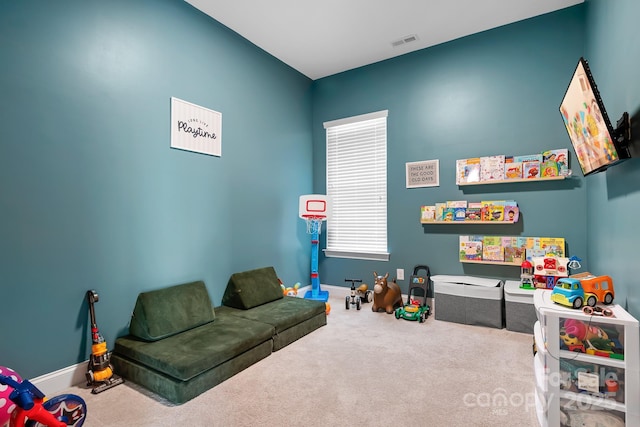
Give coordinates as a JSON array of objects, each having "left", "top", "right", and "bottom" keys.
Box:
[{"left": 551, "top": 274, "right": 615, "bottom": 309}]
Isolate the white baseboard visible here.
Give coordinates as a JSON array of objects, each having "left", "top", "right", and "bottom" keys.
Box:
[{"left": 31, "top": 361, "right": 88, "bottom": 396}]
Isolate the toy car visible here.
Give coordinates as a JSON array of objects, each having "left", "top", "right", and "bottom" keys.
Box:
[{"left": 551, "top": 277, "right": 585, "bottom": 309}]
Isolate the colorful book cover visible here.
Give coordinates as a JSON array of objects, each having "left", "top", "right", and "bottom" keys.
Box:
[
  {"left": 513, "top": 154, "right": 543, "bottom": 163},
  {"left": 456, "top": 158, "right": 481, "bottom": 184},
  {"left": 480, "top": 201, "right": 494, "bottom": 221},
  {"left": 523, "top": 161, "right": 541, "bottom": 179},
  {"left": 453, "top": 207, "right": 466, "bottom": 221},
  {"left": 465, "top": 205, "right": 482, "bottom": 221},
  {"left": 539, "top": 237, "right": 565, "bottom": 257},
  {"left": 540, "top": 160, "right": 559, "bottom": 178},
  {"left": 482, "top": 236, "right": 504, "bottom": 261},
  {"left": 459, "top": 236, "right": 483, "bottom": 260},
  {"left": 503, "top": 205, "right": 519, "bottom": 222},
  {"left": 446, "top": 200, "right": 468, "bottom": 208},
  {"left": 504, "top": 156, "right": 523, "bottom": 179},
  {"left": 442, "top": 207, "right": 455, "bottom": 222},
  {"left": 489, "top": 204, "right": 504, "bottom": 221},
  {"left": 480, "top": 155, "right": 505, "bottom": 181},
  {"left": 504, "top": 245, "right": 526, "bottom": 264},
  {"left": 435, "top": 203, "right": 446, "bottom": 221},
  {"left": 420, "top": 205, "right": 435, "bottom": 221},
  {"left": 542, "top": 148, "right": 569, "bottom": 176}
]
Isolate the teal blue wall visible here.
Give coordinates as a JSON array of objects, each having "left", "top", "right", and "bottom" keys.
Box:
[
  {"left": 313, "top": 7, "right": 589, "bottom": 290},
  {"left": 583, "top": 0, "right": 640, "bottom": 318},
  {"left": 3, "top": 1, "right": 638, "bottom": 381},
  {"left": 0, "top": 1, "right": 313, "bottom": 378}
]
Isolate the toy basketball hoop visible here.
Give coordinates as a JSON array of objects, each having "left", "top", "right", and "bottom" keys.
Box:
[
  {"left": 299, "top": 195, "right": 330, "bottom": 302},
  {"left": 302, "top": 215, "right": 325, "bottom": 235}
]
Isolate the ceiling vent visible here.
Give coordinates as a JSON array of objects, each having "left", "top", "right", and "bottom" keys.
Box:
[{"left": 391, "top": 34, "right": 419, "bottom": 48}]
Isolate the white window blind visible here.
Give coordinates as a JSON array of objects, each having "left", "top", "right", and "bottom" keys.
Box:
[{"left": 324, "top": 110, "right": 388, "bottom": 261}]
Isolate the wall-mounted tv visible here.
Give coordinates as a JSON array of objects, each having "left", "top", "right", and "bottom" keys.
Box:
[{"left": 559, "top": 57, "right": 631, "bottom": 176}]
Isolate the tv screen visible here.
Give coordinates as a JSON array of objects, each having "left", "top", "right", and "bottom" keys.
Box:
[{"left": 559, "top": 57, "right": 629, "bottom": 176}]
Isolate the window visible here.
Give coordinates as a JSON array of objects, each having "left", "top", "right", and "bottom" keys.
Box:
[{"left": 324, "top": 110, "right": 388, "bottom": 261}]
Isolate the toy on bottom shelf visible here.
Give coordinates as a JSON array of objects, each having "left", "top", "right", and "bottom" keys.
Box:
[
  {"left": 371, "top": 272, "right": 403, "bottom": 314},
  {"left": 395, "top": 265, "right": 432, "bottom": 323}
]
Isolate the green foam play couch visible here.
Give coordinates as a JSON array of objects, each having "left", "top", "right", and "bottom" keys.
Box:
[{"left": 111, "top": 267, "right": 326, "bottom": 404}]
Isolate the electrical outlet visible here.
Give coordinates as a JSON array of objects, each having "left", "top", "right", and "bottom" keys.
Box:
[{"left": 397, "top": 268, "right": 404, "bottom": 281}]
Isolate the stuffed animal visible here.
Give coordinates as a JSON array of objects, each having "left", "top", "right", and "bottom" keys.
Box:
[
  {"left": 371, "top": 272, "right": 403, "bottom": 314},
  {"left": 281, "top": 282, "right": 300, "bottom": 297}
]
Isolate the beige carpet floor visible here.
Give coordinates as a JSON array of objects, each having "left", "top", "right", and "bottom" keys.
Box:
[{"left": 60, "top": 285, "right": 540, "bottom": 426}]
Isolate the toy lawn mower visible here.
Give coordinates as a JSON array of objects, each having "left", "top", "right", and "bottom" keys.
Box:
[
  {"left": 345, "top": 279, "right": 373, "bottom": 310},
  {"left": 395, "top": 265, "right": 432, "bottom": 323}
]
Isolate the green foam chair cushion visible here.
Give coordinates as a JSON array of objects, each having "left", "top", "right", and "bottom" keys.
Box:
[
  {"left": 217, "top": 297, "right": 326, "bottom": 333},
  {"left": 114, "top": 312, "right": 275, "bottom": 381},
  {"left": 222, "top": 266, "right": 283, "bottom": 310},
  {"left": 129, "top": 280, "right": 216, "bottom": 341}
]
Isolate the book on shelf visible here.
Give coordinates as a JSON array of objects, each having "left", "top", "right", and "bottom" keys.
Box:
[
  {"left": 482, "top": 236, "right": 504, "bottom": 262},
  {"left": 435, "top": 203, "right": 446, "bottom": 221},
  {"left": 442, "top": 207, "right": 455, "bottom": 222},
  {"left": 420, "top": 205, "right": 435, "bottom": 221},
  {"left": 541, "top": 148, "right": 569, "bottom": 177},
  {"left": 480, "top": 155, "right": 505, "bottom": 182},
  {"left": 465, "top": 202, "right": 482, "bottom": 221},
  {"left": 456, "top": 158, "right": 481, "bottom": 185},
  {"left": 504, "top": 156, "right": 523, "bottom": 179},
  {"left": 523, "top": 160, "right": 541, "bottom": 179},
  {"left": 453, "top": 207, "right": 466, "bottom": 221},
  {"left": 446, "top": 200, "right": 468, "bottom": 208},
  {"left": 502, "top": 237, "right": 525, "bottom": 263},
  {"left": 539, "top": 237, "right": 566, "bottom": 257},
  {"left": 459, "top": 235, "right": 483, "bottom": 261}
]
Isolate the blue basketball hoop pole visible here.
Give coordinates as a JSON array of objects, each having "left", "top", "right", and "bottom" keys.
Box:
[{"left": 303, "top": 216, "right": 329, "bottom": 302}]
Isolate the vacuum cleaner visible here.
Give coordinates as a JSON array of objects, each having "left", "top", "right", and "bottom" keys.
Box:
[{"left": 86, "top": 290, "right": 124, "bottom": 394}]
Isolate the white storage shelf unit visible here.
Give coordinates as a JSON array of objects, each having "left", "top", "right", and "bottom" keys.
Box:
[{"left": 533, "top": 289, "right": 639, "bottom": 427}]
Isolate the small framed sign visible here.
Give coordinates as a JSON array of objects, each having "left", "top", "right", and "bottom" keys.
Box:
[
  {"left": 171, "top": 97, "right": 221, "bottom": 157},
  {"left": 406, "top": 159, "right": 439, "bottom": 188}
]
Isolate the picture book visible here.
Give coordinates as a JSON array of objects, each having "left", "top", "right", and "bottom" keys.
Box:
[
  {"left": 503, "top": 202, "right": 519, "bottom": 222},
  {"left": 504, "top": 156, "right": 523, "bottom": 179},
  {"left": 446, "top": 200, "right": 468, "bottom": 208},
  {"left": 456, "top": 158, "right": 481, "bottom": 184},
  {"left": 442, "top": 207, "right": 455, "bottom": 222},
  {"left": 513, "top": 154, "right": 543, "bottom": 163},
  {"left": 465, "top": 202, "right": 482, "bottom": 221},
  {"left": 504, "top": 245, "right": 526, "bottom": 264},
  {"left": 435, "top": 203, "right": 446, "bottom": 221},
  {"left": 459, "top": 236, "right": 483, "bottom": 261},
  {"left": 523, "top": 160, "right": 541, "bottom": 179},
  {"left": 420, "top": 205, "right": 435, "bottom": 221},
  {"left": 453, "top": 207, "right": 466, "bottom": 221},
  {"left": 482, "top": 236, "right": 504, "bottom": 262},
  {"left": 539, "top": 237, "right": 565, "bottom": 257},
  {"left": 480, "top": 200, "right": 495, "bottom": 221},
  {"left": 542, "top": 148, "right": 569, "bottom": 176},
  {"left": 480, "top": 155, "right": 505, "bottom": 181},
  {"left": 540, "top": 160, "right": 559, "bottom": 178},
  {"left": 488, "top": 204, "right": 504, "bottom": 221}
]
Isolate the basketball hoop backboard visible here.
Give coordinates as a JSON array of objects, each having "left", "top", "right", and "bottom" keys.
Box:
[{"left": 299, "top": 195, "right": 329, "bottom": 220}]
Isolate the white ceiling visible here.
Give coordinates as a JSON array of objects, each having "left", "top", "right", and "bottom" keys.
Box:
[{"left": 185, "top": 0, "right": 583, "bottom": 80}]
